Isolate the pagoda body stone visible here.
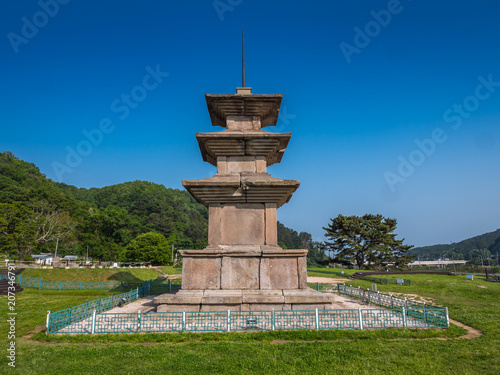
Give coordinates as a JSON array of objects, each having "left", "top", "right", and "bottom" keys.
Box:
[{"left": 154, "top": 87, "right": 335, "bottom": 311}]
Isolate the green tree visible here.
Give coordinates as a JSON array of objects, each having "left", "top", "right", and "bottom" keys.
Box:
[
  {"left": 0, "top": 203, "right": 37, "bottom": 259},
  {"left": 323, "top": 214, "right": 414, "bottom": 270},
  {"left": 124, "top": 232, "right": 171, "bottom": 265}
]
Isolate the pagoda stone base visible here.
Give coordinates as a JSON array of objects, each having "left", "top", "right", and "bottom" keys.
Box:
[
  {"left": 177, "top": 246, "right": 308, "bottom": 290},
  {"left": 153, "top": 246, "right": 333, "bottom": 312},
  {"left": 154, "top": 289, "right": 336, "bottom": 312}
]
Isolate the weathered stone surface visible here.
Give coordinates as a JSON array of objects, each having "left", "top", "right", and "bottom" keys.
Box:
[
  {"left": 182, "top": 257, "right": 221, "bottom": 290},
  {"left": 265, "top": 203, "right": 277, "bottom": 245},
  {"left": 208, "top": 204, "right": 222, "bottom": 245},
  {"left": 292, "top": 304, "right": 332, "bottom": 311},
  {"left": 283, "top": 289, "right": 335, "bottom": 304},
  {"left": 226, "top": 115, "right": 260, "bottom": 131},
  {"left": 220, "top": 204, "right": 265, "bottom": 245},
  {"left": 157, "top": 304, "right": 200, "bottom": 312},
  {"left": 216, "top": 156, "right": 227, "bottom": 174},
  {"left": 221, "top": 257, "right": 260, "bottom": 289},
  {"left": 154, "top": 290, "right": 203, "bottom": 304},
  {"left": 201, "top": 304, "right": 241, "bottom": 311},
  {"left": 226, "top": 156, "right": 257, "bottom": 173},
  {"left": 259, "top": 258, "right": 272, "bottom": 289},
  {"left": 242, "top": 290, "right": 285, "bottom": 303},
  {"left": 256, "top": 156, "right": 267, "bottom": 173},
  {"left": 202, "top": 290, "right": 243, "bottom": 304},
  {"left": 260, "top": 257, "right": 299, "bottom": 290},
  {"left": 249, "top": 304, "right": 286, "bottom": 311},
  {"left": 297, "top": 256, "right": 308, "bottom": 289},
  {"left": 261, "top": 247, "right": 308, "bottom": 257},
  {"left": 220, "top": 245, "right": 261, "bottom": 256}
]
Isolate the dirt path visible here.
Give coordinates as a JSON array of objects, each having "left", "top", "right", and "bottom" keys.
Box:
[{"left": 449, "top": 318, "right": 482, "bottom": 339}]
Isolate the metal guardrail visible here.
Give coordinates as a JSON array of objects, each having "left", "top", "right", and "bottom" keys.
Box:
[
  {"left": 357, "top": 276, "right": 411, "bottom": 286},
  {"left": 46, "top": 280, "right": 448, "bottom": 335},
  {"left": 47, "top": 306, "right": 447, "bottom": 334},
  {"left": 46, "top": 288, "right": 142, "bottom": 334}
]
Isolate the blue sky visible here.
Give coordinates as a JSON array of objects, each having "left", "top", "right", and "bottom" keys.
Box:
[{"left": 1, "top": 0, "right": 499, "bottom": 247}]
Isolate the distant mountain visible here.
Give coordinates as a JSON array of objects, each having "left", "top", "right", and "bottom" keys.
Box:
[{"left": 410, "top": 228, "right": 500, "bottom": 261}]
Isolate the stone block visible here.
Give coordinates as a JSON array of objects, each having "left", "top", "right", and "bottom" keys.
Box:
[
  {"left": 216, "top": 156, "right": 227, "bottom": 174},
  {"left": 221, "top": 257, "right": 260, "bottom": 289},
  {"left": 220, "top": 245, "right": 262, "bottom": 256},
  {"left": 226, "top": 115, "right": 260, "bottom": 131},
  {"left": 182, "top": 257, "right": 221, "bottom": 290},
  {"left": 220, "top": 204, "right": 265, "bottom": 245},
  {"left": 157, "top": 304, "right": 200, "bottom": 312},
  {"left": 249, "top": 304, "right": 285, "bottom": 311},
  {"left": 153, "top": 290, "right": 203, "bottom": 305},
  {"left": 226, "top": 156, "right": 257, "bottom": 173},
  {"left": 264, "top": 203, "right": 277, "bottom": 245},
  {"left": 297, "top": 256, "right": 308, "bottom": 289},
  {"left": 200, "top": 304, "right": 241, "bottom": 311},
  {"left": 208, "top": 204, "right": 222, "bottom": 245},
  {"left": 283, "top": 289, "right": 335, "bottom": 304},
  {"left": 202, "top": 290, "right": 243, "bottom": 304},
  {"left": 242, "top": 290, "right": 285, "bottom": 303},
  {"left": 256, "top": 156, "right": 267, "bottom": 173},
  {"left": 291, "top": 304, "right": 333, "bottom": 311},
  {"left": 259, "top": 258, "right": 271, "bottom": 289},
  {"left": 260, "top": 257, "right": 299, "bottom": 290}
]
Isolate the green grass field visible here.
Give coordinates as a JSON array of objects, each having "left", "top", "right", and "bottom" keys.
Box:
[
  {"left": 1, "top": 268, "right": 499, "bottom": 374},
  {"left": 19, "top": 267, "right": 171, "bottom": 283}
]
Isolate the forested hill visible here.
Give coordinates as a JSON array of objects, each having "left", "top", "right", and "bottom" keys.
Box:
[
  {"left": 410, "top": 228, "right": 500, "bottom": 261},
  {"left": 0, "top": 151, "right": 323, "bottom": 263}
]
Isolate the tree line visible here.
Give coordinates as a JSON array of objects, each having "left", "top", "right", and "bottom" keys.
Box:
[{"left": 1, "top": 151, "right": 420, "bottom": 269}]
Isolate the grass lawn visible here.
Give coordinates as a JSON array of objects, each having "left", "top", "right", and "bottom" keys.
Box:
[
  {"left": 0, "top": 269, "right": 498, "bottom": 374},
  {"left": 19, "top": 267, "right": 164, "bottom": 283}
]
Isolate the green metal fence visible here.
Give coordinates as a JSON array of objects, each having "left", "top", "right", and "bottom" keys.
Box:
[
  {"left": 46, "top": 280, "right": 449, "bottom": 334},
  {"left": 46, "top": 287, "right": 143, "bottom": 334},
  {"left": 337, "top": 284, "right": 448, "bottom": 328},
  {"left": 47, "top": 306, "right": 448, "bottom": 334},
  {"left": 357, "top": 276, "right": 411, "bottom": 286},
  {"left": 307, "top": 282, "right": 338, "bottom": 293}
]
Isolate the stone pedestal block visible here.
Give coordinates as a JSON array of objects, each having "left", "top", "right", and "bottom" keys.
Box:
[
  {"left": 153, "top": 289, "right": 336, "bottom": 312},
  {"left": 220, "top": 204, "right": 265, "bottom": 245},
  {"left": 260, "top": 257, "right": 299, "bottom": 290},
  {"left": 221, "top": 257, "right": 260, "bottom": 289},
  {"left": 181, "top": 257, "right": 221, "bottom": 290}
]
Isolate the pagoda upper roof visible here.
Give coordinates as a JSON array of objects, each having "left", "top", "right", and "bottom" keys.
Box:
[
  {"left": 182, "top": 173, "right": 300, "bottom": 208},
  {"left": 196, "top": 130, "right": 291, "bottom": 167},
  {"left": 205, "top": 93, "right": 283, "bottom": 128}
]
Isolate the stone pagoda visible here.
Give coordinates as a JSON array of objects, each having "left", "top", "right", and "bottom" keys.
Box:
[{"left": 154, "top": 42, "right": 334, "bottom": 311}]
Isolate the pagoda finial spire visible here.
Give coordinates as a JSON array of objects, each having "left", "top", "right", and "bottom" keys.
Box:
[
  {"left": 242, "top": 29, "right": 245, "bottom": 87},
  {"left": 236, "top": 30, "right": 251, "bottom": 95}
]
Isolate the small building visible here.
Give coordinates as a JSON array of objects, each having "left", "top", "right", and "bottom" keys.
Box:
[
  {"left": 62, "top": 255, "right": 79, "bottom": 261},
  {"left": 32, "top": 254, "right": 59, "bottom": 266}
]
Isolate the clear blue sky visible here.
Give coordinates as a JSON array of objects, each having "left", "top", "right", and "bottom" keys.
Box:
[{"left": 1, "top": 0, "right": 499, "bottom": 247}]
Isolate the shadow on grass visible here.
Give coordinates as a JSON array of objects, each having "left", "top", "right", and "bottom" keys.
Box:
[{"left": 107, "top": 271, "right": 144, "bottom": 283}]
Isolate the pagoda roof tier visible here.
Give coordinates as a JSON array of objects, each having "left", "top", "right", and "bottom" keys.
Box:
[
  {"left": 196, "top": 131, "right": 291, "bottom": 166},
  {"left": 206, "top": 94, "right": 283, "bottom": 128},
  {"left": 182, "top": 173, "right": 300, "bottom": 208}
]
